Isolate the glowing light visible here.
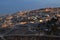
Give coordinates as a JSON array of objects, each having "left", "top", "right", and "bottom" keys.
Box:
[
  {"left": 0, "top": 18, "right": 2, "bottom": 20},
  {"left": 57, "top": 14, "right": 60, "bottom": 17},
  {"left": 28, "top": 17, "right": 31, "bottom": 19},
  {"left": 9, "top": 23, "right": 14, "bottom": 27},
  {"left": 2, "top": 23, "right": 8, "bottom": 28},
  {"left": 39, "top": 19, "right": 43, "bottom": 23},
  {"left": 6, "top": 16, "right": 13, "bottom": 20},
  {"left": 45, "top": 8, "right": 49, "bottom": 12},
  {"left": 46, "top": 19, "right": 49, "bottom": 21},
  {"left": 19, "top": 22, "right": 27, "bottom": 24},
  {"left": 18, "top": 12, "right": 25, "bottom": 16},
  {"left": 30, "top": 21, "right": 35, "bottom": 23}
]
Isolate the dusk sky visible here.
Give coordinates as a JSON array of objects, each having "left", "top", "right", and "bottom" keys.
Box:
[{"left": 0, "top": 0, "right": 60, "bottom": 14}]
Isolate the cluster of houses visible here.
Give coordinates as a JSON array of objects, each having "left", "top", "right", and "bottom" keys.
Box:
[{"left": 0, "top": 8, "right": 60, "bottom": 35}]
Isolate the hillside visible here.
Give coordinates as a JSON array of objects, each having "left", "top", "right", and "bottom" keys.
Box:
[{"left": 0, "top": 8, "right": 60, "bottom": 40}]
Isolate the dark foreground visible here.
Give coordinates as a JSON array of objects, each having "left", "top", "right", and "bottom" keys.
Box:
[{"left": 0, "top": 35, "right": 60, "bottom": 40}]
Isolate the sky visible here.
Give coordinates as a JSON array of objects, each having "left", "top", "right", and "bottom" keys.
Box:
[{"left": 0, "top": 0, "right": 60, "bottom": 15}]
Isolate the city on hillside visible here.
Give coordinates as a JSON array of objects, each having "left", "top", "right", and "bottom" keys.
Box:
[{"left": 0, "top": 8, "right": 60, "bottom": 40}]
